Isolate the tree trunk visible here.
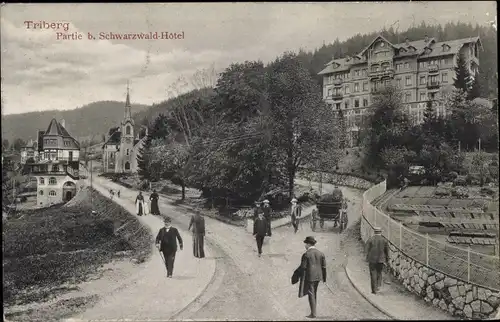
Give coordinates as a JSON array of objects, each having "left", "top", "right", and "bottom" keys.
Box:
[
  {"left": 181, "top": 182, "right": 186, "bottom": 200},
  {"left": 288, "top": 169, "right": 295, "bottom": 200}
]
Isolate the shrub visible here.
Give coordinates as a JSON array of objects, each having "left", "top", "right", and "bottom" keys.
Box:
[
  {"left": 451, "top": 187, "right": 469, "bottom": 198},
  {"left": 480, "top": 186, "right": 496, "bottom": 196},
  {"left": 448, "top": 171, "right": 459, "bottom": 181},
  {"left": 454, "top": 176, "right": 467, "bottom": 186},
  {"left": 465, "top": 174, "right": 481, "bottom": 185}
]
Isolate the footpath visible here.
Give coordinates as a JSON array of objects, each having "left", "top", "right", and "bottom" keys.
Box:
[
  {"left": 68, "top": 174, "right": 216, "bottom": 321},
  {"left": 342, "top": 226, "right": 457, "bottom": 320}
]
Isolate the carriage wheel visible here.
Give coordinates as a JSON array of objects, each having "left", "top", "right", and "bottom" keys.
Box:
[{"left": 319, "top": 219, "right": 324, "bottom": 229}]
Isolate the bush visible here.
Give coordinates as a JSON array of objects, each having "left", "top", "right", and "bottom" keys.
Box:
[
  {"left": 451, "top": 187, "right": 469, "bottom": 198},
  {"left": 448, "top": 171, "right": 459, "bottom": 181},
  {"left": 454, "top": 176, "right": 467, "bottom": 186},
  {"left": 465, "top": 174, "right": 480, "bottom": 185},
  {"left": 480, "top": 186, "right": 496, "bottom": 196}
]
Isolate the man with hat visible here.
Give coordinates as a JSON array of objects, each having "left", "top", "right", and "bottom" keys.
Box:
[
  {"left": 262, "top": 199, "right": 272, "bottom": 237},
  {"left": 290, "top": 198, "right": 302, "bottom": 233},
  {"left": 294, "top": 236, "right": 327, "bottom": 318},
  {"left": 365, "top": 227, "right": 389, "bottom": 294},
  {"left": 253, "top": 200, "right": 262, "bottom": 220},
  {"left": 253, "top": 212, "right": 268, "bottom": 257},
  {"left": 155, "top": 216, "right": 183, "bottom": 278}
]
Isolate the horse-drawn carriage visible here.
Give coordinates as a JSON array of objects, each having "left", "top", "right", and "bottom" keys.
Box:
[{"left": 310, "top": 190, "right": 348, "bottom": 232}]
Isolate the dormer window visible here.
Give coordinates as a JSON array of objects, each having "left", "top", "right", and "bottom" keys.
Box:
[
  {"left": 380, "top": 42, "right": 385, "bottom": 47},
  {"left": 442, "top": 44, "right": 450, "bottom": 52},
  {"left": 408, "top": 46, "right": 416, "bottom": 52}
]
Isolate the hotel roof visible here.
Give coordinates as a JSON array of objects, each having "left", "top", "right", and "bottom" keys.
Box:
[{"left": 318, "top": 35, "right": 481, "bottom": 75}]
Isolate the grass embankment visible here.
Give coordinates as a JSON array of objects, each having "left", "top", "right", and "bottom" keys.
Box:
[{"left": 3, "top": 187, "right": 152, "bottom": 310}]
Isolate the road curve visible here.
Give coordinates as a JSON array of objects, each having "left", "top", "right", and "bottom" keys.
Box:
[{"left": 80, "top": 174, "right": 387, "bottom": 320}]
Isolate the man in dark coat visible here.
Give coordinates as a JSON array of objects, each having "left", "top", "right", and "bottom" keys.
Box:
[
  {"left": 294, "top": 236, "right": 326, "bottom": 319},
  {"left": 290, "top": 198, "right": 302, "bottom": 233},
  {"left": 253, "top": 212, "right": 268, "bottom": 257},
  {"left": 149, "top": 189, "right": 160, "bottom": 215},
  {"left": 188, "top": 212, "right": 205, "bottom": 258},
  {"left": 262, "top": 199, "right": 272, "bottom": 237},
  {"left": 155, "top": 216, "right": 183, "bottom": 277},
  {"left": 253, "top": 201, "right": 262, "bottom": 220},
  {"left": 365, "top": 226, "right": 389, "bottom": 294}
]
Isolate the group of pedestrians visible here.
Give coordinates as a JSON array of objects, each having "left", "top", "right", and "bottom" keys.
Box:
[
  {"left": 118, "top": 184, "right": 390, "bottom": 319},
  {"left": 134, "top": 190, "right": 160, "bottom": 216}
]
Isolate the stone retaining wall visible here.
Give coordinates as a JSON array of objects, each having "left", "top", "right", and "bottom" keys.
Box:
[
  {"left": 387, "top": 243, "right": 500, "bottom": 319},
  {"left": 361, "top": 180, "right": 500, "bottom": 319},
  {"left": 297, "top": 171, "right": 375, "bottom": 190}
]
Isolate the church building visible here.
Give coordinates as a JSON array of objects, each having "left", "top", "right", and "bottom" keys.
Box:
[{"left": 102, "top": 85, "right": 148, "bottom": 174}]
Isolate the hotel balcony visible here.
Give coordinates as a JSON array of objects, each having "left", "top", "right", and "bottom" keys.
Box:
[
  {"left": 428, "top": 65, "right": 439, "bottom": 74},
  {"left": 427, "top": 81, "right": 440, "bottom": 89},
  {"left": 332, "top": 78, "right": 343, "bottom": 87},
  {"left": 330, "top": 93, "right": 343, "bottom": 100},
  {"left": 369, "top": 69, "right": 394, "bottom": 80}
]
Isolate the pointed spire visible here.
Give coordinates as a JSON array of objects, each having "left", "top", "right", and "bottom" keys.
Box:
[{"left": 124, "top": 81, "right": 132, "bottom": 121}]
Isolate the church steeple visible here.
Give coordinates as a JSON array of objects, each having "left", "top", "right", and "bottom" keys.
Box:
[{"left": 124, "top": 81, "right": 132, "bottom": 121}]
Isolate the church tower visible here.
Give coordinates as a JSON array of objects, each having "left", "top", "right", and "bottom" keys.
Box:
[{"left": 117, "top": 82, "right": 135, "bottom": 173}]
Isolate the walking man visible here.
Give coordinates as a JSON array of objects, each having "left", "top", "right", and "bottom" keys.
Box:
[
  {"left": 155, "top": 217, "right": 183, "bottom": 278},
  {"left": 295, "top": 236, "right": 326, "bottom": 319},
  {"left": 262, "top": 199, "right": 272, "bottom": 237},
  {"left": 188, "top": 212, "right": 206, "bottom": 258},
  {"left": 365, "top": 226, "right": 389, "bottom": 294},
  {"left": 253, "top": 212, "right": 267, "bottom": 257},
  {"left": 150, "top": 189, "right": 160, "bottom": 215},
  {"left": 290, "top": 198, "right": 302, "bottom": 233},
  {"left": 253, "top": 201, "right": 262, "bottom": 220}
]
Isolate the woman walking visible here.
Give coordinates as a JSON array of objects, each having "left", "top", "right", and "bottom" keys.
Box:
[
  {"left": 188, "top": 212, "right": 206, "bottom": 258},
  {"left": 135, "top": 191, "right": 145, "bottom": 216},
  {"left": 150, "top": 189, "right": 160, "bottom": 216},
  {"left": 144, "top": 195, "right": 150, "bottom": 215}
]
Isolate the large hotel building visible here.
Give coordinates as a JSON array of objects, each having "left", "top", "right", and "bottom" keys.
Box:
[{"left": 319, "top": 35, "right": 481, "bottom": 147}]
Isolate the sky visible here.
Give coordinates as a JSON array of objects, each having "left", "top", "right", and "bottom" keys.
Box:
[{"left": 0, "top": 2, "right": 496, "bottom": 115}]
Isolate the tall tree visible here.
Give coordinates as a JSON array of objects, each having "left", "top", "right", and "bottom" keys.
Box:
[
  {"left": 468, "top": 76, "right": 481, "bottom": 100},
  {"left": 365, "top": 86, "right": 412, "bottom": 168},
  {"left": 453, "top": 53, "right": 472, "bottom": 94},
  {"left": 2, "top": 139, "right": 9, "bottom": 151},
  {"left": 266, "top": 52, "right": 337, "bottom": 198},
  {"left": 12, "top": 138, "right": 26, "bottom": 152},
  {"left": 136, "top": 133, "right": 152, "bottom": 181}
]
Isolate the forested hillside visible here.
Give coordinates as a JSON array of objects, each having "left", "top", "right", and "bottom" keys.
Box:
[{"left": 1, "top": 101, "right": 149, "bottom": 143}]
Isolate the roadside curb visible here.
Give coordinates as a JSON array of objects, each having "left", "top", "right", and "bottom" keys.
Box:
[
  {"left": 86, "top": 178, "right": 219, "bottom": 321},
  {"left": 344, "top": 264, "right": 396, "bottom": 320}
]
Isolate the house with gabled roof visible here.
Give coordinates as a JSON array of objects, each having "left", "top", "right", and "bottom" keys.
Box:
[
  {"left": 319, "top": 34, "right": 482, "bottom": 147},
  {"left": 101, "top": 84, "right": 148, "bottom": 174},
  {"left": 26, "top": 118, "right": 81, "bottom": 208}
]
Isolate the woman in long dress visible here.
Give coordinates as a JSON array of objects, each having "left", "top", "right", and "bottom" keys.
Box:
[
  {"left": 188, "top": 213, "right": 205, "bottom": 258},
  {"left": 144, "top": 196, "right": 149, "bottom": 215},
  {"left": 150, "top": 190, "right": 160, "bottom": 215},
  {"left": 135, "top": 191, "right": 145, "bottom": 216}
]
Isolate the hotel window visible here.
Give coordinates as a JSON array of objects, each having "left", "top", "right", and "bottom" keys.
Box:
[
  {"left": 51, "top": 165, "right": 59, "bottom": 172},
  {"left": 345, "top": 99, "right": 350, "bottom": 109},
  {"left": 335, "top": 103, "right": 341, "bottom": 110},
  {"left": 442, "top": 72, "right": 448, "bottom": 83},
  {"left": 354, "top": 83, "right": 359, "bottom": 92},
  {"left": 420, "top": 76, "right": 426, "bottom": 85},
  {"left": 39, "top": 190, "right": 44, "bottom": 196},
  {"left": 49, "top": 177, "right": 57, "bottom": 185},
  {"left": 49, "top": 190, "right": 56, "bottom": 196},
  {"left": 405, "top": 93, "right": 411, "bottom": 103},
  {"left": 363, "top": 98, "right": 368, "bottom": 107},
  {"left": 328, "top": 88, "right": 333, "bottom": 97},
  {"left": 354, "top": 99, "right": 360, "bottom": 108},
  {"left": 126, "top": 149, "right": 130, "bottom": 156},
  {"left": 396, "top": 78, "right": 402, "bottom": 87},
  {"left": 420, "top": 92, "right": 427, "bottom": 101},
  {"left": 404, "top": 62, "right": 409, "bottom": 69},
  {"left": 405, "top": 76, "right": 412, "bottom": 86},
  {"left": 362, "top": 82, "right": 368, "bottom": 91},
  {"left": 345, "top": 85, "right": 350, "bottom": 94},
  {"left": 40, "top": 177, "right": 45, "bottom": 184},
  {"left": 441, "top": 58, "right": 445, "bottom": 66},
  {"left": 419, "top": 62, "right": 425, "bottom": 69}
]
